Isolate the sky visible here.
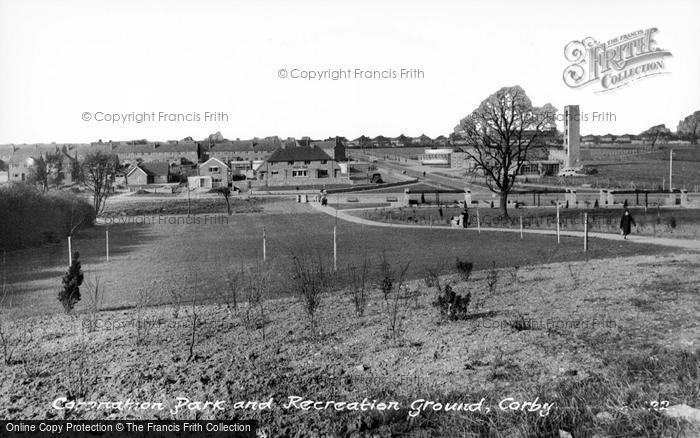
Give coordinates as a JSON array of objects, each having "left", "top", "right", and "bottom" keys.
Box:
[{"left": 1, "top": 0, "right": 699, "bottom": 144}]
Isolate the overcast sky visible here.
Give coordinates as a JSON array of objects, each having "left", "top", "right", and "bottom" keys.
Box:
[{"left": 1, "top": 0, "right": 698, "bottom": 144}]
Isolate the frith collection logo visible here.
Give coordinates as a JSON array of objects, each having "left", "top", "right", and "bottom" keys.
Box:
[{"left": 563, "top": 28, "right": 672, "bottom": 92}]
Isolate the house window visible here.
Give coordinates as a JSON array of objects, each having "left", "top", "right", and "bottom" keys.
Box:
[
  {"left": 287, "top": 161, "right": 294, "bottom": 165},
  {"left": 317, "top": 169, "right": 329, "bottom": 178},
  {"left": 321, "top": 160, "right": 327, "bottom": 164},
  {"left": 271, "top": 171, "right": 279, "bottom": 176},
  {"left": 304, "top": 160, "right": 311, "bottom": 165},
  {"left": 292, "top": 170, "right": 308, "bottom": 177},
  {"left": 209, "top": 167, "right": 220, "bottom": 173}
]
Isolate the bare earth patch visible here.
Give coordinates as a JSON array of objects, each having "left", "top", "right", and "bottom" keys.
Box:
[{"left": 0, "top": 252, "right": 698, "bottom": 437}]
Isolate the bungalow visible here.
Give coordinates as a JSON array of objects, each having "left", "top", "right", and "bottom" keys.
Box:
[
  {"left": 198, "top": 157, "right": 229, "bottom": 188},
  {"left": 257, "top": 145, "right": 351, "bottom": 187},
  {"left": 434, "top": 135, "right": 449, "bottom": 146},
  {"left": 371, "top": 136, "right": 392, "bottom": 148},
  {"left": 126, "top": 162, "right": 171, "bottom": 186},
  {"left": 391, "top": 134, "right": 412, "bottom": 147},
  {"left": 581, "top": 134, "right": 598, "bottom": 144}
]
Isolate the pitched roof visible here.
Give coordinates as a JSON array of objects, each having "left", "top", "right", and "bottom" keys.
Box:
[
  {"left": 199, "top": 157, "right": 229, "bottom": 169},
  {"left": 131, "top": 161, "right": 170, "bottom": 177},
  {"left": 266, "top": 146, "right": 333, "bottom": 163},
  {"left": 206, "top": 140, "right": 279, "bottom": 153},
  {"left": 97, "top": 141, "right": 198, "bottom": 155}
]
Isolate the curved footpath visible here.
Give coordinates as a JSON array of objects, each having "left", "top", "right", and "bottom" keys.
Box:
[{"left": 310, "top": 202, "right": 700, "bottom": 252}]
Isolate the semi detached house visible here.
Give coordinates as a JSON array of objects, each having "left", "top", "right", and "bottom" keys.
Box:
[{"left": 257, "top": 144, "right": 350, "bottom": 186}]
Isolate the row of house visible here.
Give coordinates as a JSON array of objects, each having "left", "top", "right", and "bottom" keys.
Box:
[
  {"left": 122, "top": 139, "right": 351, "bottom": 189},
  {"left": 0, "top": 144, "right": 77, "bottom": 185},
  {"left": 347, "top": 135, "right": 451, "bottom": 148}
]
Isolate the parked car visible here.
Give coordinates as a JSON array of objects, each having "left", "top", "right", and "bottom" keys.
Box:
[{"left": 557, "top": 168, "right": 582, "bottom": 177}]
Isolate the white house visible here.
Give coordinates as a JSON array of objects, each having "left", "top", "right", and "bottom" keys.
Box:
[{"left": 198, "top": 157, "right": 229, "bottom": 188}]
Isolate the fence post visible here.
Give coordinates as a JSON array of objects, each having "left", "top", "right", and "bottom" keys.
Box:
[
  {"left": 583, "top": 212, "right": 588, "bottom": 252},
  {"left": 333, "top": 225, "right": 337, "bottom": 272},
  {"left": 556, "top": 203, "right": 561, "bottom": 244},
  {"left": 262, "top": 226, "right": 267, "bottom": 262},
  {"left": 519, "top": 215, "right": 523, "bottom": 239},
  {"left": 106, "top": 228, "right": 109, "bottom": 262},
  {"left": 68, "top": 235, "right": 72, "bottom": 267},
  {"left": 476, "top": 208, "right": 481, "bottom": 233}
]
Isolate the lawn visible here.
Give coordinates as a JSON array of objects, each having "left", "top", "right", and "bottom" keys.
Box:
[
  {"left": 1, "top": 201, "right": 670, "bottom": 317},
  {"left": 542, "top": 146, "right": 700, "bottom": 190},
  {"left": 352, "top": 205, "right": 700, "bottom": 239}
]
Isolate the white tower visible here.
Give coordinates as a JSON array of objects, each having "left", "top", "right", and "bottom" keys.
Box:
[{"left": 564, "top": 105, "right": 580, "bottom": 169}]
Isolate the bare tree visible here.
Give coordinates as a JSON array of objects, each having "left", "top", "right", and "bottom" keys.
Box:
[
  {"left": 212, "top": 186, "right": 232, "bottom": 215},
  {"left": 45, "top": 150, "right": 65, "bottom": 189},
  {"left": 454, "top": 86, "right": 556, "bottom": 216},
  {"left": 81, "top": 151, "right": 119, "bottom": 215}
]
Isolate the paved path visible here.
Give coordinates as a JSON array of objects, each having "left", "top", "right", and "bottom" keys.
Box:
[{"left": 310, "top": 202, "right": 700, "bottom": 251}]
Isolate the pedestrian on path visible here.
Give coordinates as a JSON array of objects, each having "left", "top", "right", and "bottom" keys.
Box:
[{"left": 620, "top": 208, "right": 636, "bottom": 239}]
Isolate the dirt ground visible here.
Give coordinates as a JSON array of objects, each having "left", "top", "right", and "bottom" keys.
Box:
[{"left": 0, "top": 251, "right": 698, "bottom": 437}]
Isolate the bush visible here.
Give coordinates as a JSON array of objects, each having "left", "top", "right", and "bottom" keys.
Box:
[
  {"left": 455, "top": 258, "right": 473, "bottom": 282},
  {"left": 432, "top": 283, "right": 471, "bottom": 320},
  {"left": 58, "top": 252, "right": 84, "bottom": 313},
  {"left": 666, "top": 216, "right": 677, "bottom": 229},
  {"left": 0, "top": 184, "right": 95, "bottom": 250},
  {"left": 291, "top": 256, "right": 331, "bottom": 331}
]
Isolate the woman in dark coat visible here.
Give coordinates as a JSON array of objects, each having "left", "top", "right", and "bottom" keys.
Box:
[
  {"left": 619, "top": 209, "right": 636, "bottom": 239},
  {"left": 461, "top": 208, "right": 469, "bottom": 228}
]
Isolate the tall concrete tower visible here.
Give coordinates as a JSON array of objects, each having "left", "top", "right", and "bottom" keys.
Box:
[{"left": 564, "top": 105, "right": 580, "bottom": 169}]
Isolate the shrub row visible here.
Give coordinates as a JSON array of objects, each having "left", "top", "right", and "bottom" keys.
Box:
[{"left": 0, "top": 184, "right": 95, "bottom": 250}]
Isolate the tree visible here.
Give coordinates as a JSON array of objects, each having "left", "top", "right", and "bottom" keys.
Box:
[
  {"left": 81, "top": 151, "right": 119, "bottom": 215},
  {"left": 454, "top": 86, "right": 556, "bottom": 216},
  {"left": 640, "top": 124, "right": 671, "bottom": 148},
  {"left": 69, "top": 153, "right": 83, "bottom": 184},
  {"left": 677, "top": 111, "right": 700, "bottom": 144},
  {"left": 58, "top": 251, "right": 84, "bottom": 313},
  {"left": 27, "top": 156, "right": 49, "bottom": 192},
  {"left": 45, "top": 150, "right": 65, "bottom": 189},
  {"left": 213, "top": 186, "right": 232, "bottom": 215}
]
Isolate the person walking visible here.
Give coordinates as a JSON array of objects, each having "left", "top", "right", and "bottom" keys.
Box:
[
  {"left": 619, "top": 208, "right": 636, "bottom": 239},
  {"left": 461, "top": 208, "right": 469, "bottom": 228}
]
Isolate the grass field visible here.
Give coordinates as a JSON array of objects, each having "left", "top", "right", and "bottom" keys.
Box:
[
  {"left": 1, "top": 200, "right": 670, "bottom": 317},
  {"left": 546, "top": 146, "right": 700, "bottom": 190},
  {"left": 1, "top": 252, "right": 698, "bottom": 436},
  {"left": 353, "top": 205, "right": 700, "bottom": 239}
]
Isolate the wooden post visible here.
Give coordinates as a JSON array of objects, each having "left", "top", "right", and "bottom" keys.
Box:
[
  {"left": 476, "top": 208, "right": 481, "bottom": 233},
  {"left": 333, "top": 225, "right": 337, "bottom": 272},
  {"left": 106, "top": 228, "right": 110, "bottom": 262},
  {"left": 262, "top": 226, "right": 267, "bottom": 262},
  {"left": 519, "top": 215, "right": 523, "bottom": 239},
  {"left": 583, "top": 212, "right": 588, "bottom": 252},
  {"left": 556, "top": 203, "right": 561, "bottom": 244},
  {"left": 68, "top": 235, "right": 72, "bottom": 267},
  {"left": 669, "top": 149, "right": 673, "bottom": 193}
]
